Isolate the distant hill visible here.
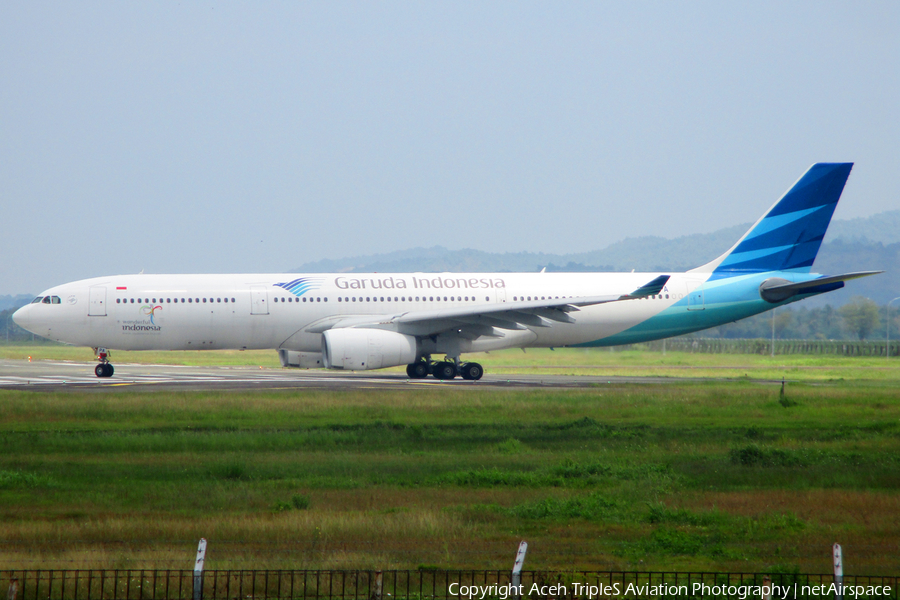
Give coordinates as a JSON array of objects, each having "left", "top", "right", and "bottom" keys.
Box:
[
  {"left": 0, "top": 294, "right": 34, "bottom": 312},
  {"left": 293, "top": 210, "right": 899, "bottom": 305}
]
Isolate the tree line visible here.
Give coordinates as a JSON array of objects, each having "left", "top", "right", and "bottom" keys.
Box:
[{"left": 699, "top": 296, "right": 896, "bottom": 341}]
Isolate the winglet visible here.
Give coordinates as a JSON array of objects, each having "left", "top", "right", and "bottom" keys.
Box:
[{"left": 621, "top": 275, "right": 670, "bottom": 299}]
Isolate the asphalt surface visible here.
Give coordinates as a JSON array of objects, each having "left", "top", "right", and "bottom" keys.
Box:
[{"left": 0, "top": 358, "right": 721, "bottom": 392}]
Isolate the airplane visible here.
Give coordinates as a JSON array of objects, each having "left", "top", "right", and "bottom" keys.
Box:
[{"left": 13, "top": 162, "right": 881, "bottom": 380}]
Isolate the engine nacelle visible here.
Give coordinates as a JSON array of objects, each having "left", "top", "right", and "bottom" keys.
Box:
[
  {"left": 322, "top": 328, "right": 417, "bottom": 370},
  {"left": 278, "top": 350, "right": 324, "bottom": 368}
]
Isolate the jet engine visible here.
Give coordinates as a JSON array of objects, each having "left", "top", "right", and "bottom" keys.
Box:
[{"left": 322, "top": 328, "right": 417, "bottom": 370}]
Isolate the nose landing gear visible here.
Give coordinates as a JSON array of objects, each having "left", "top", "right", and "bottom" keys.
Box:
[{"left": 93, "top": 348, "right": 114, "bottom": 378}]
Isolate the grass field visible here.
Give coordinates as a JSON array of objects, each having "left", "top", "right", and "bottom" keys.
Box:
[{"left": 1, "top": 349, "right": 899, "bottom": 574}]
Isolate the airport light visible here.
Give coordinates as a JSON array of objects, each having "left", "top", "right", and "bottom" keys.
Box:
[{"left": 887, "top": 297, "right": 900, "bottom": 360}]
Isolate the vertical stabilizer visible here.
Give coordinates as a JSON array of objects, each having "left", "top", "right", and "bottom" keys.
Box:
[{"left": 692, "top": 163, "right": 853, "bottom": 275}]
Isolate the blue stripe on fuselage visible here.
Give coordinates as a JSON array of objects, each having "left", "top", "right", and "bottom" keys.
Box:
[{"left": 573, "top": 272, "right": 823, "bottom": 347}]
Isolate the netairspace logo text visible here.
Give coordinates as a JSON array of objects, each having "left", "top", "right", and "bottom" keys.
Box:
[{"left": 447, "top": 582, "right": 894, "bottom": 599}]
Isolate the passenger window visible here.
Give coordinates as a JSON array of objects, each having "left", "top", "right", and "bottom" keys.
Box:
[
  {"left": 117, "top": 299, "right": 121, "bottom": 304},
  {"left": 130, "top": 299, "right": 135, "bottom": 304},
  {"left": 231, "top": 298, "right": 236, "bottom": 302},
  {"left": 188, "top": 298, "right": 192, "bottom": 303}
]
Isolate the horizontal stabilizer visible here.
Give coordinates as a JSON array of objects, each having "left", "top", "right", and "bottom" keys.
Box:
[{"left": 759, "top": 271, "right": 883, "bottom": 303}]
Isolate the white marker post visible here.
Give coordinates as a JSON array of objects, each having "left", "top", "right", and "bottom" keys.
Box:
[
  {"left": 833, "top": 543, "right": 843, "bottom": 600},
  {"left": 512, "top": 541, "right": 527, "bottom": 600},
  {"left": 194, "top": 538, "right": 207, "bottom": 600}
]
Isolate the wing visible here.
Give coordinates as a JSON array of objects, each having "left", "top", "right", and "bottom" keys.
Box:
[{"left": 305, "top": 275, "right": 670, "bottom": 339}]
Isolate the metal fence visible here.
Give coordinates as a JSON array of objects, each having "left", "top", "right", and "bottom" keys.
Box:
[
  {"left": 636, "top": 338, "right": 900, "bottom": 356},
  {"left": 3, "top": 570, "right": 898, "bottom": 600}
]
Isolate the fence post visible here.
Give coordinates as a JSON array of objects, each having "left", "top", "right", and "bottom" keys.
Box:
[
  {"left": 762, "top": 576, "right": 771, "bottom": 600},
  {"left": 6, "top": 578, "right": 17, "bottom": 600},
  {"left": 370, "top": 571, "right": 382, "bottom": 600},
  {"left": 193, "top": 538, "right": 207, "bottom": 600},
  {"left": 833, "top": 543, "right": 843, "bottom": 600},
  {"left": 512, "top": 541, "right": 527, "bottom": 600}
]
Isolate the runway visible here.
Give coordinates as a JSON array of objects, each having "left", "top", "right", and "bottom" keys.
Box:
[{"left": 0, "top": 358, "right": 712, "bottom": 391}]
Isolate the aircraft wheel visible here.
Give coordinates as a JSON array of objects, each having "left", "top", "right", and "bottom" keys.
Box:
[
  {"left": 95, "top": 364, "right": 105, "bottom": 378},
  {"left": 460, "top": 362, "right": 483, "bottom": 381},
  {"left": 406, "top": 362, "right": 429, "bottom": 379},
  {"left": 433, "top": 362, "right": 456, "bottom": 380},
  {"left": 105, "top": 364, "right": 114, "bottom": 377}
]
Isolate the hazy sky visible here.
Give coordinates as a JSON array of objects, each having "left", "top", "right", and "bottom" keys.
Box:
[{"left": 2, "top": 2, "right": 898, "bottom": 295}]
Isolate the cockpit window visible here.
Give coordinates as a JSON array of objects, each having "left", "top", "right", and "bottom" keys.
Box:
[
  {"left": 42, "top": 296, "right": 51, "bottom": 304},
  {"left": 51, "top": 296, "right": 61, "bottom": 304},
  {"left": 32, "top": 296, "right": 44, "bottom": 304}
]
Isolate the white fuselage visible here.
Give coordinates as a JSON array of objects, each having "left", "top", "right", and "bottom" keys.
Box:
[{"left": 14, "top": 271, "right": 703, "bottom": 355}]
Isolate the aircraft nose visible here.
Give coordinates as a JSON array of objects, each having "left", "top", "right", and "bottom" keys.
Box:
[{"left": 12, "top": 304, "right": 35, "bottom": 333}]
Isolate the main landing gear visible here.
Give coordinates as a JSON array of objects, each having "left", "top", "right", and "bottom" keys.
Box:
[
  {"left": 405, "top": 357, "right": 484, "bottom": 381},
  {"left": 93, "top": 347, "right": 114, "bottom": 378}
]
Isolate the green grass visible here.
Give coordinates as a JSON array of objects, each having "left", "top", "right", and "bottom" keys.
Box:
[{"left": 0, "top": 380, "right": 898, "bottom": 573}]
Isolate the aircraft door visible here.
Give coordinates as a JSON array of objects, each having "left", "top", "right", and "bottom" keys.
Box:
[
  {"left": 686, "top": 280, "right": 705, "bottom": 311},
  {"left": 250, "top": 286, "right": 269, "bottom": 315},
  {"left": 88, "top": 286, "right": 107, "bottom": 316}
]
